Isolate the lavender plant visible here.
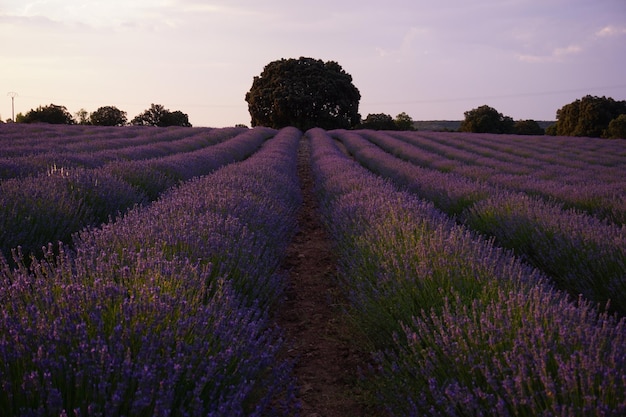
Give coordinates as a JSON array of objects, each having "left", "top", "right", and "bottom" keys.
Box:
[
  {"left": 307, "top": 127, "right": 626, "bottom": 415},
  {"left": 0, "top": 125, "right": 245, "bottom": 179},
  {"left": 75, "top": 127, "right": 301, "bottom": 309},
  {"left": 0, "top": 127, "right": 303, "bottom": 416},
  {"left": 0, "top": 168, "right": 144, "bottom": 261},
  {"left": 377, "top": 130, "right": 626, "bottom": 224},
  {"left": 102, "top": 126, "right": 274, "bottom": 199},
  {"left": 0, "top": 127, "right": 275, "bottom": 262},
  {"left": 0, "top": 246, "right": 295, "bottom": 416},
  {"left": 332, "top": 129, "right": 626, "bottom": 315},
  {"left": 376, "top": 288, "right": 626, "bottom": 416},
  {"left": 463, "top": 192, "right": 626, "bottom": 314}
]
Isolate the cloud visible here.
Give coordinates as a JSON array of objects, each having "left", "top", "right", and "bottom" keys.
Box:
[
  {"left": 595, "top": 25, "right": 626, "bottom": 38},
  {"left": 517, "top": 43, "right": 582, "bottom": 63},
  {"left": 376, "top": 26, "right": 428, "bottom": 61},
  {"left": 165, "top": 1, "right": 271, "bottom": 19},
  {"left": 2, "top": 0, "right": 173, "bottom": 30},
  {"left": 519, "top": 21, "right": 626, "bottom": 63},
  {"left": 553, "top": 44, "right": 582, "bottom": 57}
]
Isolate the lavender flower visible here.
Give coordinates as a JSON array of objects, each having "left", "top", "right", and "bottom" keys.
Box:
[
  {"left": 1, "top": 126, "right": 302, "bottom": 416},
  {"left": 307, "top": 127, "right": 626, "bottom": 415}
]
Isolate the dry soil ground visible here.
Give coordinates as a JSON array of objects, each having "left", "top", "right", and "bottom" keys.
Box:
[{"left": 275, "top": 139, "right": 378, "bottom": 417}]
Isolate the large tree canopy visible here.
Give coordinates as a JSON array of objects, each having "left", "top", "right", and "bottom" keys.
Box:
[
  {"left": 514, "top": 119, "right": 545, "bottom": 135},
  {"left": 460, "top": 105, "right": 514, "bottom": 134},
  {"left": 20, "top": 104, "right": 75, "bottom": 124},
  {"left": 607, "top": 114, "right": 626, "bottom": 139},
  {"left": 131, "top": 104, "right": 191, "bottom": 127},
  {"left": 553, "top": 95, "right": 626, "bottom": 138},
  {"left": 245, "top": 57, "right": 361, "bottom": 130},
  {"left": 90, "top": 106, "right": 127, "bottom": 126}
]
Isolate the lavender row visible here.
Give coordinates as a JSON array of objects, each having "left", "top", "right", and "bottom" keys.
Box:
[
  {"left": 101, "top": 126, "right": 275, "bottom": 199},
  {"left": 396, "top": 130, "right": 626, "bottom": 173},
  {"left": 370, "top": 130, "right": 626, "bottom": 224},
  {"left": 0, "top": 127, "right": 303, "bottom": 416},
  {"left": 0, "top": 125, "right": 246, "bottom": 180},
  {"left": 0, "top": 124, "right": 215, "bottom": 157},
  {"left": 332, "top": 130, "right": 494, "bottom": 215},
  {"left": 307, "top": 127, "right": 626, "bottom": 415},
  {"left": 409, "top": 132, "right": 626, "bottom": 223},
  {"left": 333, "top": 129, "right": 626, "bottom": 315},
  {"left": 0, "top": 127, "right": 274, "bottom": 262},
  {"left": 75, "top": 126, "right": 301, "bottom": 310}
]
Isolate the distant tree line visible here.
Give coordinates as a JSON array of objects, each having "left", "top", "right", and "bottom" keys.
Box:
[
  {"left": 459, "top": 105, "right": 545, "bottom": 135},
  {"left": 4, "top": 64, "right": 625, "bottom": 139},
  {"left": 11, "top": 103, "right": 192, "bottom": 127},
  {"left": 459, "top": 96, "right": 626, "bottom": 138},
  {"left": 358, "top": 112, "right": 416, "bottom": 131},
  {"left": 548, "top": 95, "right": 626, "bottom": 139},
  {"left": 244, "top": 57, "right": 625, "bottom": 138}
]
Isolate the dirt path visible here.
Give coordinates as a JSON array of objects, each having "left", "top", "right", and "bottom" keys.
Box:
[{"left": 276, "top": 138, "right": 373, "bottom": 417}]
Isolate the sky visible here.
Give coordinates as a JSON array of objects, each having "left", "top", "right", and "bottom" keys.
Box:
[{"left": 1, "top": 0, "right": 626, "bottom": 127}]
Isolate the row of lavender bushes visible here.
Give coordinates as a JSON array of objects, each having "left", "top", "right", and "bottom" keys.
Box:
[
  {"left": 0, "top": 127, "right": 274, "bottom": 262},
  {"left": 389, "top": 130, "right": 626, "bottom": 180},
  {"left": 0, "top": 125, "right": 246, "bottom": 179},
  {"left": 0, "top": 127, "right": 303, "bottom": 416},
  {"left": 307, "top": 127, "right": 626, "bottom": 415},
  {"left": 363, "top": 130, "right": 626, "bottom": 225},
  {"left": 331, "top": 130, "right": 626, "bottom": 315}
]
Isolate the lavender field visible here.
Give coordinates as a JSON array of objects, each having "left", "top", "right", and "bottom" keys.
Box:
[{"left": 1, "top": 124, "right": 625, "bottom": 416}]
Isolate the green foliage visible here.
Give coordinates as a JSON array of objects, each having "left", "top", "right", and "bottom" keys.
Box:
[
  {"left": 90, "top": 106, "right": 128, "bottom": 126},
  {"left": 394, "top": 112, "right": 415, "bottom": 130},
  {"left": 75, "top": 108, "right": 90, "bottom": 125},
  {"left": 20, "top": 104, "right": 76, "bottom": 124},
  {"left": 545, "top": 124, "right": 557, "bottom": 136},
  {"left": 607, "top": 114, "right": 626, "bottom": 139},
  {"left": 514, "top": 119, "right": 545, "bottom": 135},
  {"left": 360, "top": 112, "right": 416, "bottom": 130},
  {"left": 360, "top": 113, "right": 396, "bottom": 130},
  {"left": 459, "top": 105, "right": 514, "bottom": 134},
  {"left": 131, "top": 103, "right": 191, "bottom": 127},
  {"left": 160, "top": 110, "right": 191, "bottom": 127},
  {"left": 245, "top": 56, "right": 361, "bottom": 130},
  {"left": 554, "top": 95, "right": 626, "bottom": 138}
]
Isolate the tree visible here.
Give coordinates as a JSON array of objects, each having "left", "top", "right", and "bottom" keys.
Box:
[
  {"left": 545, "top": 124, "right": 557, "bottom": 136},
  {"left": 160, "top": 110, "right": 191, "bottom": 127},
  {"left": 554, "top": 95, "right": 626, "bottom": 138},
  {"left": 131, "top": 104, "right": 191, "bottom": 127},
  {"left": 91, "top": 106, "right": 128, "bottom": 126},
  {"left": 75, "top": 108, "right": 90, "bottom": 125},
  {"left": 360, "top": 113, "right": 396, "bottom": 130},
  {"left": 131, "top": 104, "right": 167, "bottom": 126},
  {"left": 394, "top": 112, "right": 415, "bottom": 131},
  {"left": 607, "top": 114, "right": 626, "bottom": 139},
  {"left": 514, "top": 119, "right": 544, "bottom": 135},
  {"left": 20, "top": 104, "right": 75, "bottom": 124},
  {"left": 459, "top": 105, "right": 514, "bottom": 134},
  {"left": 245, "top": 57, "right": 361, "bottom": 130}
]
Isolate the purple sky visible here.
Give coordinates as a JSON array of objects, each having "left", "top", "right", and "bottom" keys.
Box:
[{"left": 2, "top": 0, "right": 625, "bottom": 127}]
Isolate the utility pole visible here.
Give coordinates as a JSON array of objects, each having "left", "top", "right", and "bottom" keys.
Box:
[{"left": 7, "top": 92, "right": 18, "bottom": 122}]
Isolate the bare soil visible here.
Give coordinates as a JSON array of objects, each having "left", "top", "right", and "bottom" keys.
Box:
[{"left": 275, "top": 139, "right": 376, "bottom": 417}]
